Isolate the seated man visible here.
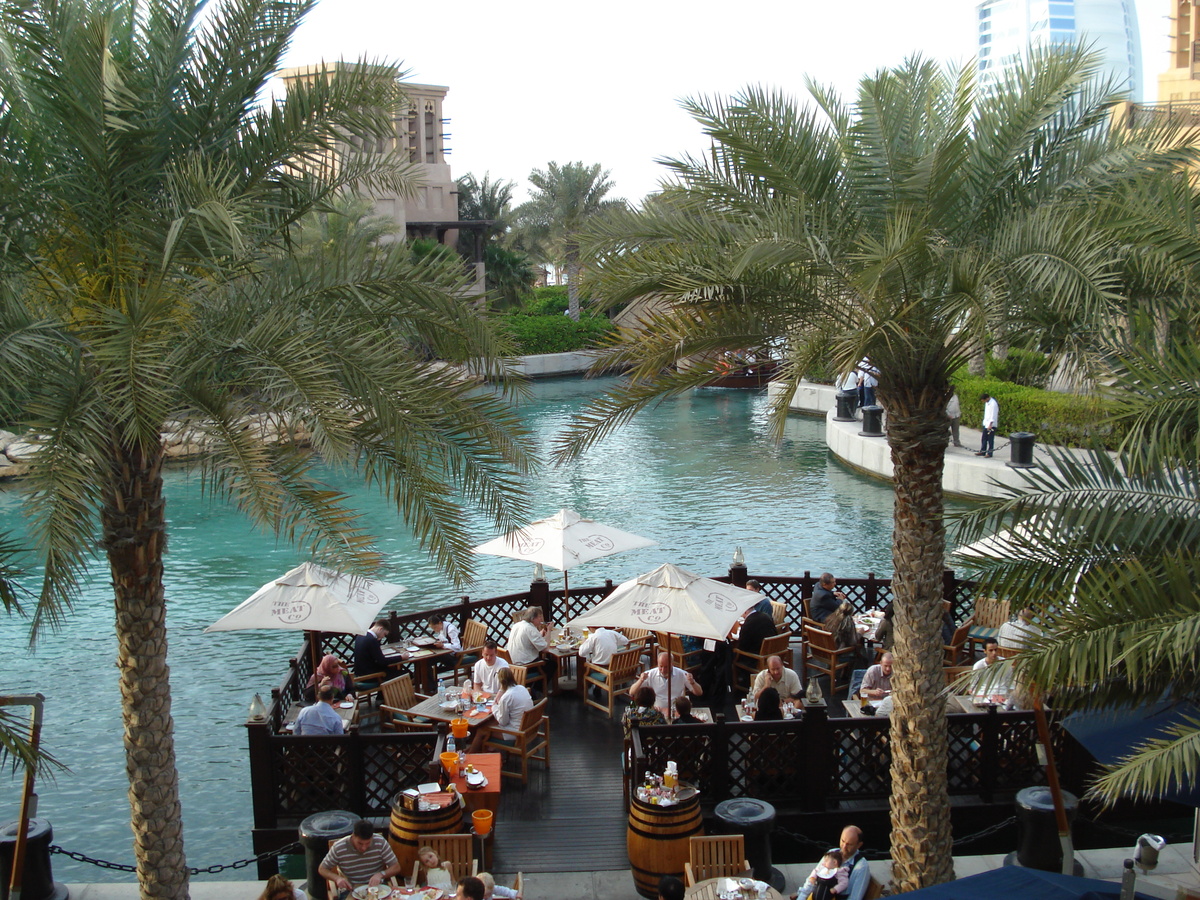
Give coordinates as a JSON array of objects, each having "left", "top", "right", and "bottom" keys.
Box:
[
  {"left": 578, "top": 626, "right": 629, "bottom": 667},
  {"left": 505, "top": 606, "right": 555, "bottom": 683},
  {"left": 456, "top": 875, "right": 486, "bottom": 900},
  {"left": 998, "top": 606, "right": 1042, "bottom": 650},
  {"left": 746, "top": 579, "right": 772, "bottom": 616},
  {"left": 428, "top": 613, "right": 461, "bottom": 651},
  {"left": 859, "top": 652, "right": 893, "bottom": 700},
  {"left": 472, "top": 640, "right": 510, "bottom": 695},
  {"left": 752, "top": 655, "right": 802, "bottom": 700},
  {"left": 319, "top": 819, "right": 403, "bottom": 899},
  {"left": 971, "top": 638, "right": 1012, "bottom": 699},
  {"left": 354, "top": 619, "right": 393, "bottom": 688},
  {"left": 737, "top": 607, "right": 777, "bottom": 657},
  {"left": 810, "top": 572, "right": 846, "bottom": 623},
  {"left": 630, "top": 651, "right": 702, "bottom": 713},
  {"left": 294, "top": 684, "right": 344, "bottom": 736}
]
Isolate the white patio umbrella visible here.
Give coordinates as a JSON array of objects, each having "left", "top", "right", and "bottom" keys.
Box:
[
  {"left": 205, "top": 561, "right": 406, "bottom": 671},
  {"left": 472, "top": 508, "right": 656, "bottom": 598},
  {"left": 565, "top": 562, "right": 764, "bottom": 705}
]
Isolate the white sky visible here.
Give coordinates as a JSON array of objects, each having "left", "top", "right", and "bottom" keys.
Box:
[{"left": 281, "top": 0, "right": 1168, "bottom": 205}]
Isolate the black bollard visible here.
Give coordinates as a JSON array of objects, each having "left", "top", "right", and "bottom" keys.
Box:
[
  {"left": 1007, "top": 432, "right": 1037, "bottom": 469},
  {"left": 298, "top": 810, "right": 358, "bottom": 900},
  {"left": 0, "top": 818, "right": 69, "bottom": 900},
  {"left": 859, "top": 405, "right": 884, "bottom": 437},
  {"left": 713, "top": 798, "right": 785, "bottom": 891},
  {"left": 834, "top": 391, "right": 858, "bottom": 422},
  {"left": 1004, "top": 786, "right": 1083, "bottom": 874}
]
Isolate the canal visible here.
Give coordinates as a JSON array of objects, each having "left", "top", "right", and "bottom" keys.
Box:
[{"left": 0, "top": 376, "right": 964, "bottom": 880}]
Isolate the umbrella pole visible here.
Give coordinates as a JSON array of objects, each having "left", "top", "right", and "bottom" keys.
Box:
[
  {"left": 1032, "top": 690, "right": 1074, "bottom": 875},
  {"left": 308, "top": 630, "right": 321, "bottom": 684},
  {"left": 563, "top": 569, "right": 569, "bottom": 609}
]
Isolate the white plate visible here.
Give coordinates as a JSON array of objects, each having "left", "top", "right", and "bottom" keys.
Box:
[
  {"left": 740, "top": 715, "right": 753, "bottom": 722},
  {"left": 439, "top": 701, "right": 458, "bottom": 710},
  {"left": 466, "top": 772, "right": 487, "bottom": 787},
  {"left": 338, "top": 701, "right": 355, "bottom": 709},
  {"left": 406, "top": 646, "right": 421, "bottom": 653}
]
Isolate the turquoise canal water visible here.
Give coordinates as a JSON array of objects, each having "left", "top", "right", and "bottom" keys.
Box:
[{"left": 0, "top": 377, "right": 952, "bottom": 881}]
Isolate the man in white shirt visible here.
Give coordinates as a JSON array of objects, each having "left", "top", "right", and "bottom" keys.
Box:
[
  {"left": 428, "top": 614, "right": 461, "bottom": 651},
  {"left": 472, "top": 640, "right": 510, "bottom": 694},
  {"left": 976, "top": 392, "right": 999, "bottom": 457},
  {"left": 859, "top": 653, "right": 893, "bottom": 701},
  {"left": 294, "top": 684, "right": 344, "bottom": 736},
  {"left": 631, "top": 652, "right": 702, "bottom": 713},
  {"left": 752, "top": 655, "right": 802, "bottom": 700},
  {"left": 578, "top": 627, "right": 629, "bottom": 667},
  {"left": 971, "top": 638, "right": 1012, "bottom": 699},
  {"left": 506, "top": 607, "right": 549, "bottom": 665}
]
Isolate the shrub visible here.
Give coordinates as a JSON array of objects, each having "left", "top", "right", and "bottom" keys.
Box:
[
  {"left": 952, "top": 375, "right": 1124, "bottom": 450},
  {"left": 500, "top": 314, "right": 614, "bottom": 354},
  {"left": 986, "top": 349, "right": 1054, "bottom": 389},
  {"left": 520, "top": 286, "right": 571, "bottom": 317}
]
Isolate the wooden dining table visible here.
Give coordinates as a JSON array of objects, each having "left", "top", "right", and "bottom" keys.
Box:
[
  {"left": 404, "top": 694, "right": 495, "bottom": 732},
  {"left": 449, "top": 752, "right": 502, "bottom": 813},
  {"left": 382, "top": 639, "right": 455, "bottom": 693},
  {"left": 685, "top": 876, "right": 785, "bottom": 900}
]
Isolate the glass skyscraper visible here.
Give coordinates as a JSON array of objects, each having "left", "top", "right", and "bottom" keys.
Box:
[{"left": 977, "top": 0, "right": 1142, "bottom": 100}]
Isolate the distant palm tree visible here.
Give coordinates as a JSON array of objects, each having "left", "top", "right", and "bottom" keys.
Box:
[
  {"left": 0, "top": 2, "right": 534, "bottom": 897},
  {"left": 457, "top": 171, "right": 518, "bottom": 237},
  {"left": 557, "top": 49, "right": 1191, "bottom": 891},
  {"left": 515, "top": 161, "right": 625, "bottom": 320}
]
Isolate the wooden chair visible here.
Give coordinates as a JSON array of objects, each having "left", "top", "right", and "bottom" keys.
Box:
[
  {"left": 509, "top": 664, "right": 528, "bottom": 686},
  {"left": 968, "top": 597, "right": 1010, "bottom": 657},
  {"left": 482, "top": 698, "right": 550, "bottom": 783},
  {"left": 326, "top": 839, "right": 399, "bottom": 897},
  {"left": 655, "top": 632, "right": 705, "bottom": 673},
  {"left": 409, "top": 833, "right": 477, "bottom": 886},
  {"left": 684, "top": 835, "right": 750, "bottom": 886},
  {"left": 496, "top": 648, "right": 547, "bottom": 694},
  {"left": 770, "top": 600, "right": 788, "bottom": 628},
  {"left": 733, "top": 632, "right": 792, "bottom": 691},
  {"left": 801, "top": 597, "right": 814, "bottom": 620},
  {"left": 943, "top": 616, "right": 975, "bottom": 666},
  {"left": 582, "top": 646, "right": 644, "bottom": 718},
  {"left": 379, "top": 674, "right": 433, "bottom": 732},
  {"left": 803, "top": 622, "right": 855, "bottom": 691}
]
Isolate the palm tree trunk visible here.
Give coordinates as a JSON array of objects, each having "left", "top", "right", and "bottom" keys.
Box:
[
  {"left": 100, "top": 437, "right": 189, "bottom": 900},
  {"left": 884, "top": 405, "right": 954, "bottom": 892}
]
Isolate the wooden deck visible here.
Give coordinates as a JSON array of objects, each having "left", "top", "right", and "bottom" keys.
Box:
[{"left": 491, "top": 687, "right": 630, "bottom": 873}]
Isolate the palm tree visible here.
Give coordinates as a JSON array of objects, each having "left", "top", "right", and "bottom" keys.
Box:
[
  {"left": 0, "top": 2, "right": 534, "bottom": 897},
  {"left": 556, "top": 50, "right": 1190, "bottom": 891},
  {"left": 514, "top": 161, "right": 625, "bottom": 320}
]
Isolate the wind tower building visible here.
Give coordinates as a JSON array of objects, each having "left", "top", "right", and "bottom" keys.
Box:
[{"left": 976, "top": 0, "right": 1142, "bottom": 100}]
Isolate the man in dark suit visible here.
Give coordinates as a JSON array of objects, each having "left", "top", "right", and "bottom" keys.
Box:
[
  {"left": 810, "top": 572, "right": 846, "bottom": 623},
  {"left": 353, "top": 619, "right": 393, "bottom": 687}
]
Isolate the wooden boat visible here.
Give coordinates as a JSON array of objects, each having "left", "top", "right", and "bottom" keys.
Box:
[{"left": 702, "top": 359, "right": 779, "bottom": 388}]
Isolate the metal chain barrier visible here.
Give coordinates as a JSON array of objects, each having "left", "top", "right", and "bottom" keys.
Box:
[
  {"left": 1077, "top": 815, "right": 1192, "bottom": 844},
  {"left": 774, "top": 816, "right": 1017, "bottom": 861},
  {"left": 51, "top": 841, "right": 302, "bottom": 876}
]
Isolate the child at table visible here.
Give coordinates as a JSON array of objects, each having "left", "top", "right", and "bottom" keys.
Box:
[
  {"left": 797, "top": 848, "right": 847, "bottom": 900},
  {"left": 415, "top": 846, "right": 453, "bottom": 891},
  {"left": 478, "top": 872, "right": 520, "bottom": 899}
]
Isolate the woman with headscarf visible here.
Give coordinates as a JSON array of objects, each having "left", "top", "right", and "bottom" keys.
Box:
[
  {"left": 303, "top": 654, "right": 354, "bottom": 704},
  {"left": 754, "top": 686, "right": 784, "bottom": 721}
]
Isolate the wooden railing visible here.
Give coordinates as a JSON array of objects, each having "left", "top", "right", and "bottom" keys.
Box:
[{"left": 628, "top": 702, "right": 1087, "bottom": 812}]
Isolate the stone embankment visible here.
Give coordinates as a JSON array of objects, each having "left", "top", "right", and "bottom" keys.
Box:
[{"left": 0, "top": 416, "right": 312, "bottom": 481}]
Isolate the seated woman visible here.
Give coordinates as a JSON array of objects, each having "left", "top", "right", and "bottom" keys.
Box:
[
  {"left": 304, "top": 655, "right": 354, "bottom": 704},
  {"left": 754, "top": 686, "right": 784, "bottom": 721},
  {"left": 415, "top": 846, "right": 454, "bottom": 891},
  {"left": 622, "top": 685, "right": 667, "bottom": 739},
  {"left": 470, "top": 666, "right": 533, "bottom": 751}
]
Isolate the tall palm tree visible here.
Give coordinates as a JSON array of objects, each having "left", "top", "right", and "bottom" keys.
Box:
[
  {"left": 514, "top": 161, "right": 625, "bottom": 320},
  {"left": 0, "top": 2, "right": 534, "bottom": 897},
  {"left": 556, "top": 50, "right": 1190, "bottom": 891}
]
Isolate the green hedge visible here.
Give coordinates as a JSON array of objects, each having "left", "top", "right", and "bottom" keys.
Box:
[
  {"left": 501, "top": 314, "right": 613, "bottom": 355},
  {"left": 986, "top": 348, "right": 1054, "bottom": 389},
  {"left": 952, "top": 375, "right": 1123, "bottom": 449}
]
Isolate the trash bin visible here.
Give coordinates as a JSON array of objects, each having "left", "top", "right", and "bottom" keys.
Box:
[
  {"left": 0, "top": 818, "right": 69, "bottom": 900},
  {"left": 299, "top": 810, "right": 358, "bottom": 900},
  {"left": 1008, "top": 432, "right": 1036, "bottom": 469},
  {"left": 834, "top": 391, "right": 857, "bottom": 422},
  {"left": 713, "top": 798, "right": 784, "bottom": 891},
  {"left": 1004, "top": 786, "right": 1082, "bottom": 874},
  {"left": 860, "top": 405, "right": 884, "bottom": 437}
]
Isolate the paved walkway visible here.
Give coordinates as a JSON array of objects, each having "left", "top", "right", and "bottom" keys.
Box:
[{"left": 61, "top": 844, "right": 1200, "bottom": 899}]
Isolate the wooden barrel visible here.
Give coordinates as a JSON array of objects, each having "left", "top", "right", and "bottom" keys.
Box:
[
  {"left": 627, "top": 788, "right": 703, "bottom": 899},
  {"left": 388, "top": 797, "right": 463, "bottom": 877}
]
